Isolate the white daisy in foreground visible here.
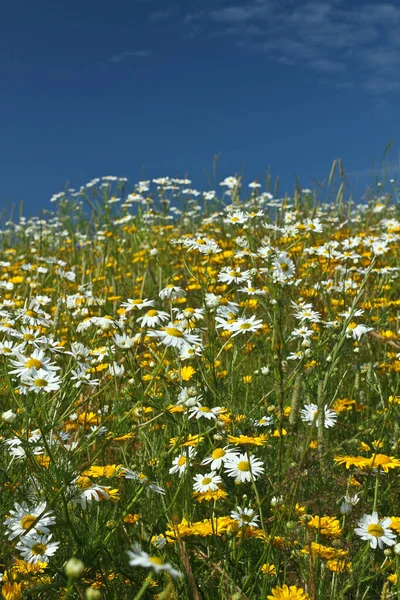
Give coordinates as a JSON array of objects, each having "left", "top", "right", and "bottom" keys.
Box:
[
  {"left": 16, "top": 533, "right": 60, "bottom": 564},
  {"left": 354, "top": 512, "right": 396, "bottom": 549},
  {"left": 300, "top": 403, "right": 337, "bottom": 428},
  {"left": 22, "top": 369, "right": 62, "bottom": 393},
  {"left": 228, "top": 315, "right": 263, "bottom": 337},
  {"left": 193, "top": 471, "right": 222, "bottom": 493},
  {"left": 127, "top": 545, "right": 182, "bottom": 578},
  {"left": 224, "top": 453, "right": 265, "bottom": 483},
  {"left": 4, "top": 501, "right": 56, "bottom": 540},
  {"left": 230, "top": 506, "right": 260, "bottom": 528},
  {"left": 201, "top": 446, "right": 240, "bottom": 470}
]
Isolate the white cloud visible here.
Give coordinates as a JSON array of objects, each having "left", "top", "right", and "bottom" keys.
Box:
[
  {"left": 182, "top": 0, "right": 400, "bottom": 96},
  {"left": 108, "top": 50, "right": 152, "bottom": 63}
]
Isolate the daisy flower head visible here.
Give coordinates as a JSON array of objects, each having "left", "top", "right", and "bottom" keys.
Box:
[
  {"left": 4, "top": 501, "right": 56, "bottom": 540},
  {"left": 169, "top": 447, "right": 196, "bottom": 477},
  {"left": 188, "top": 404, "right": 224, "bottom": 420},
  {"left": 193, "top": 470, "right": 222, "bottom": 493},
  {"left": 152, "top": 323, "right": 201, "bottom": 351},
  {"left": 159, "top": 285, "right": 186, "bottom": 301},
  {"left": 272, "top": 252, "right": 296, "bottom": 281},
  {"left": 16, "top": 533, "right": 60, "bottom": 564},
  {"left": 137, "top": 309, "right": 170, "bottom": 328},
  {"left": 230, "top": 506, "right": 260, "bottom": 528},
  {"left": 127, "top": 545, "right": 182, "bottom": 578},
  {"left": 120, "top": 298, "right": 155, "bottom": 312},
  {"left": 228, "top": 315, "right": 263, "bottom": 337},
  {"left": 201, "top": 446, "right": 240, "bottom": 470},
  {"left": 300, "top": 403, "right": 337, "bottom": 428},
  {"left": 354, "top": 512, "right": 396, "bottom": 549},
  {"left": 224, "top": 452, "right": 265, "bottom": 483},
  {"left": 22, "top": 369, "right": 62, "bottom": 394}
]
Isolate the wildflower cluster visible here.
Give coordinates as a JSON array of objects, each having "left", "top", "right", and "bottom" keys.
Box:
[{"left": 0, "top": 172, "right": 399, "bottom": 598}]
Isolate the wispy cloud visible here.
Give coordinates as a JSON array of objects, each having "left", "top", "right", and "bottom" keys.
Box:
[
  {"left": 182, "top": 0, "right": 400, "bottom": 96},
  {"left": 108, "top": 50, "right": 152, "bottom": 63},
  {"left": 149, "top": 6, "right": 179, "bottom": 22}
]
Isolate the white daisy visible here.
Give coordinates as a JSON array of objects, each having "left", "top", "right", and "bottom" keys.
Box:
[
  {"left": 193, "top": 471, "right": 222, "bottom": 493},
  {"left": 16, "top": 533, "right": 60, "bottom": 564},
  {"left": 230, "top": 506, "right": 260, "bottom": 528},
  {"left": 224, "top": 452, "right": 265, "bottom": 483},
  {"left": 300, "top": 403, "right": 337, "bottom": 428},
  {"left": 4, "top": 501, "right": 56, "bottom": 540},
  {"left": 169, "top": 447, "right": 196, "bottom": 477},
  {"left": 201, "top": 446, "right": 240, "bottom": 470},
  {"left": 354, "top": 512, "right": 396, "bottom": 549},
  {"left": 127, "top": 545, "right": 182, "bottom": 578}
]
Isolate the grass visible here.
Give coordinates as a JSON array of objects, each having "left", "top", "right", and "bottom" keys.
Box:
[{"left": 0, "top": 167, "right": 399, "bottom": 599}]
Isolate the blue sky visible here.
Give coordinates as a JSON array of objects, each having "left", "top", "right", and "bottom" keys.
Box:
[{"left": 2, "top": 0, "right": 400, "bottom": 215}]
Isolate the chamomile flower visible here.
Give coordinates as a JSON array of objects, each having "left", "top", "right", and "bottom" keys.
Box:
[
  {"left": 300, "top": 404, "right": 337, "bottom": 428},
  {"left": 230, "top": 506, "right": 260, "bottom": 528},
  {"left": 127, "top": 545, "right": 182, "bottom": 578},
  {"left": 169, "top": 447, "right": 196, "bottom": 477},
  {"left": 22, "top": 369, "right": 62, "bottom": 393},
  {"left": 137, "top": 309, "right": 170, "bottom": 328},
  {"left": 354, "top": 512, "right": 396, "bottom": 549},
  {"left": 224, "top": 452, "right": 265, "bottom": 483},
  {"left": 16, "top": 533, "right": 60, "bottom": 564},
  {"left": 193, "top": 471, "right": 222, "bottom": 493},
  {"left": 4, "top": 502, "right": 56, "bottom": 540},
  {"left": 201, "top": 446, "right": 240, "bottom": 470},
  {"left": 188, "top": 404, "right": 224, "bottom": 420},
  {"left": 121, "top": 298, "right": 155, "bottom": 311}
]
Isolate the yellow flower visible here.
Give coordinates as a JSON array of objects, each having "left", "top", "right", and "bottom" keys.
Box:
[
  {"left": 260, "top": 563, "right": 277, "bottom": 576},
  {"left": 193, "top": 489, "right": 228, "bottom": 502},
  {"left": 82, "top": 465, "right": 122, "bottom": 478},
  {"left": 227, "top": 434, "right": 269, "bottom": 446},
  {"left": 302, "top": 542, "right": 348, "bottom": 560},
  {"left": 180, "top": 365, "right": 196, "bottom": 381},
  {"left": 389, "top": 517, "right": 400, "bottom": 534},
  {"left": 325, "top": 559, "right": 351, "bottom": 573},
  {"left": 267, "top": 584, "right": 311, "bottom": 600},
  {"left": 307, "top": 516, "right": 342, "bottom": 538},
  {"left": 123, "top": 513, "right": 140, "bottom": 524}
]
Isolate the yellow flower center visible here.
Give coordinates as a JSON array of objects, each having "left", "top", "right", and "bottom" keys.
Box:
[
  {"left": 240, "top": 323, "right": 251, "bottom": 329},
  {"left": 31, "top": 543, "right": 47, "bottom": 556},
  {"left": 34, "top": 379, "right": 48, "bottom": 387},
  {"left": 147, "top": 310, "right": 158, "bottom": 317},
  {"left": 212, "top": 448, "right": 226, "bottom": 459},
  {"left": 367, "top": 523, "right": 384, "bottom": 537},
  {"left": 26, "top": 310, "right": 38, "bottom": 318},
  {"left": 26, "top": 358, "right": 42, "bottom": 369},
  {"left": 23, "top": 333, "right": 35, "bottom": 340},
  {"left": 202, "top": 477, "right": 212, "bottom": 485},
  {"left": 280, "top": 262, "right": 289, "bottom": 272},
  {"left": 177, "top": 456, "right": 187, "bottom": 467},
  {"left": 21, "top": 515, "right": 37, "bottom": 530},
  {"left": 149, "top": 556, "right": 163, "bottom": 566},
  {"left": 237, "top": 461, "right": 250, "bottom": 472},
  {"left": 2, "top": 347, "right": 11, "bottom": 353},
  {"left": 199, "top": 407, "right": 211, "bottom": 412},
  {"left": 165, "top": 327, "right": 184, "bottom": 338}
]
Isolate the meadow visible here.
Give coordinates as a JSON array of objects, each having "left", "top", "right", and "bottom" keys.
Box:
[{"left": 0, "top": 165, "right": 399, "bottom": 599}]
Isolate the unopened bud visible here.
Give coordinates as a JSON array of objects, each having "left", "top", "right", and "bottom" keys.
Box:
[
  {"left": 85, "top": 588, "right": 102, "bottom": 600},
  {"left": 65, "top": 557, "right": 85, "bottom": 579}
]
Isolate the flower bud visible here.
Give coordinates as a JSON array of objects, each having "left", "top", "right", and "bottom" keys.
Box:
[
  {"left": 65, "top": 557, "right": 85, "bottom": 579},
  {"left": 85, "top": 588, "right": 102, "bottom": 600},
  {"left": 1, "top": 410, "right": 16, "bottom": 423}
]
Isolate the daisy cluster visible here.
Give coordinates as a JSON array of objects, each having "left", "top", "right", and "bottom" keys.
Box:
[{"left": 0, "top": 173, "right": 399, "bottom": 598}]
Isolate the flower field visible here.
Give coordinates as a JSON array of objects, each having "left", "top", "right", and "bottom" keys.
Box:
[{"left": 1, "top": 170, "right": 400, "bottom": 599}]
